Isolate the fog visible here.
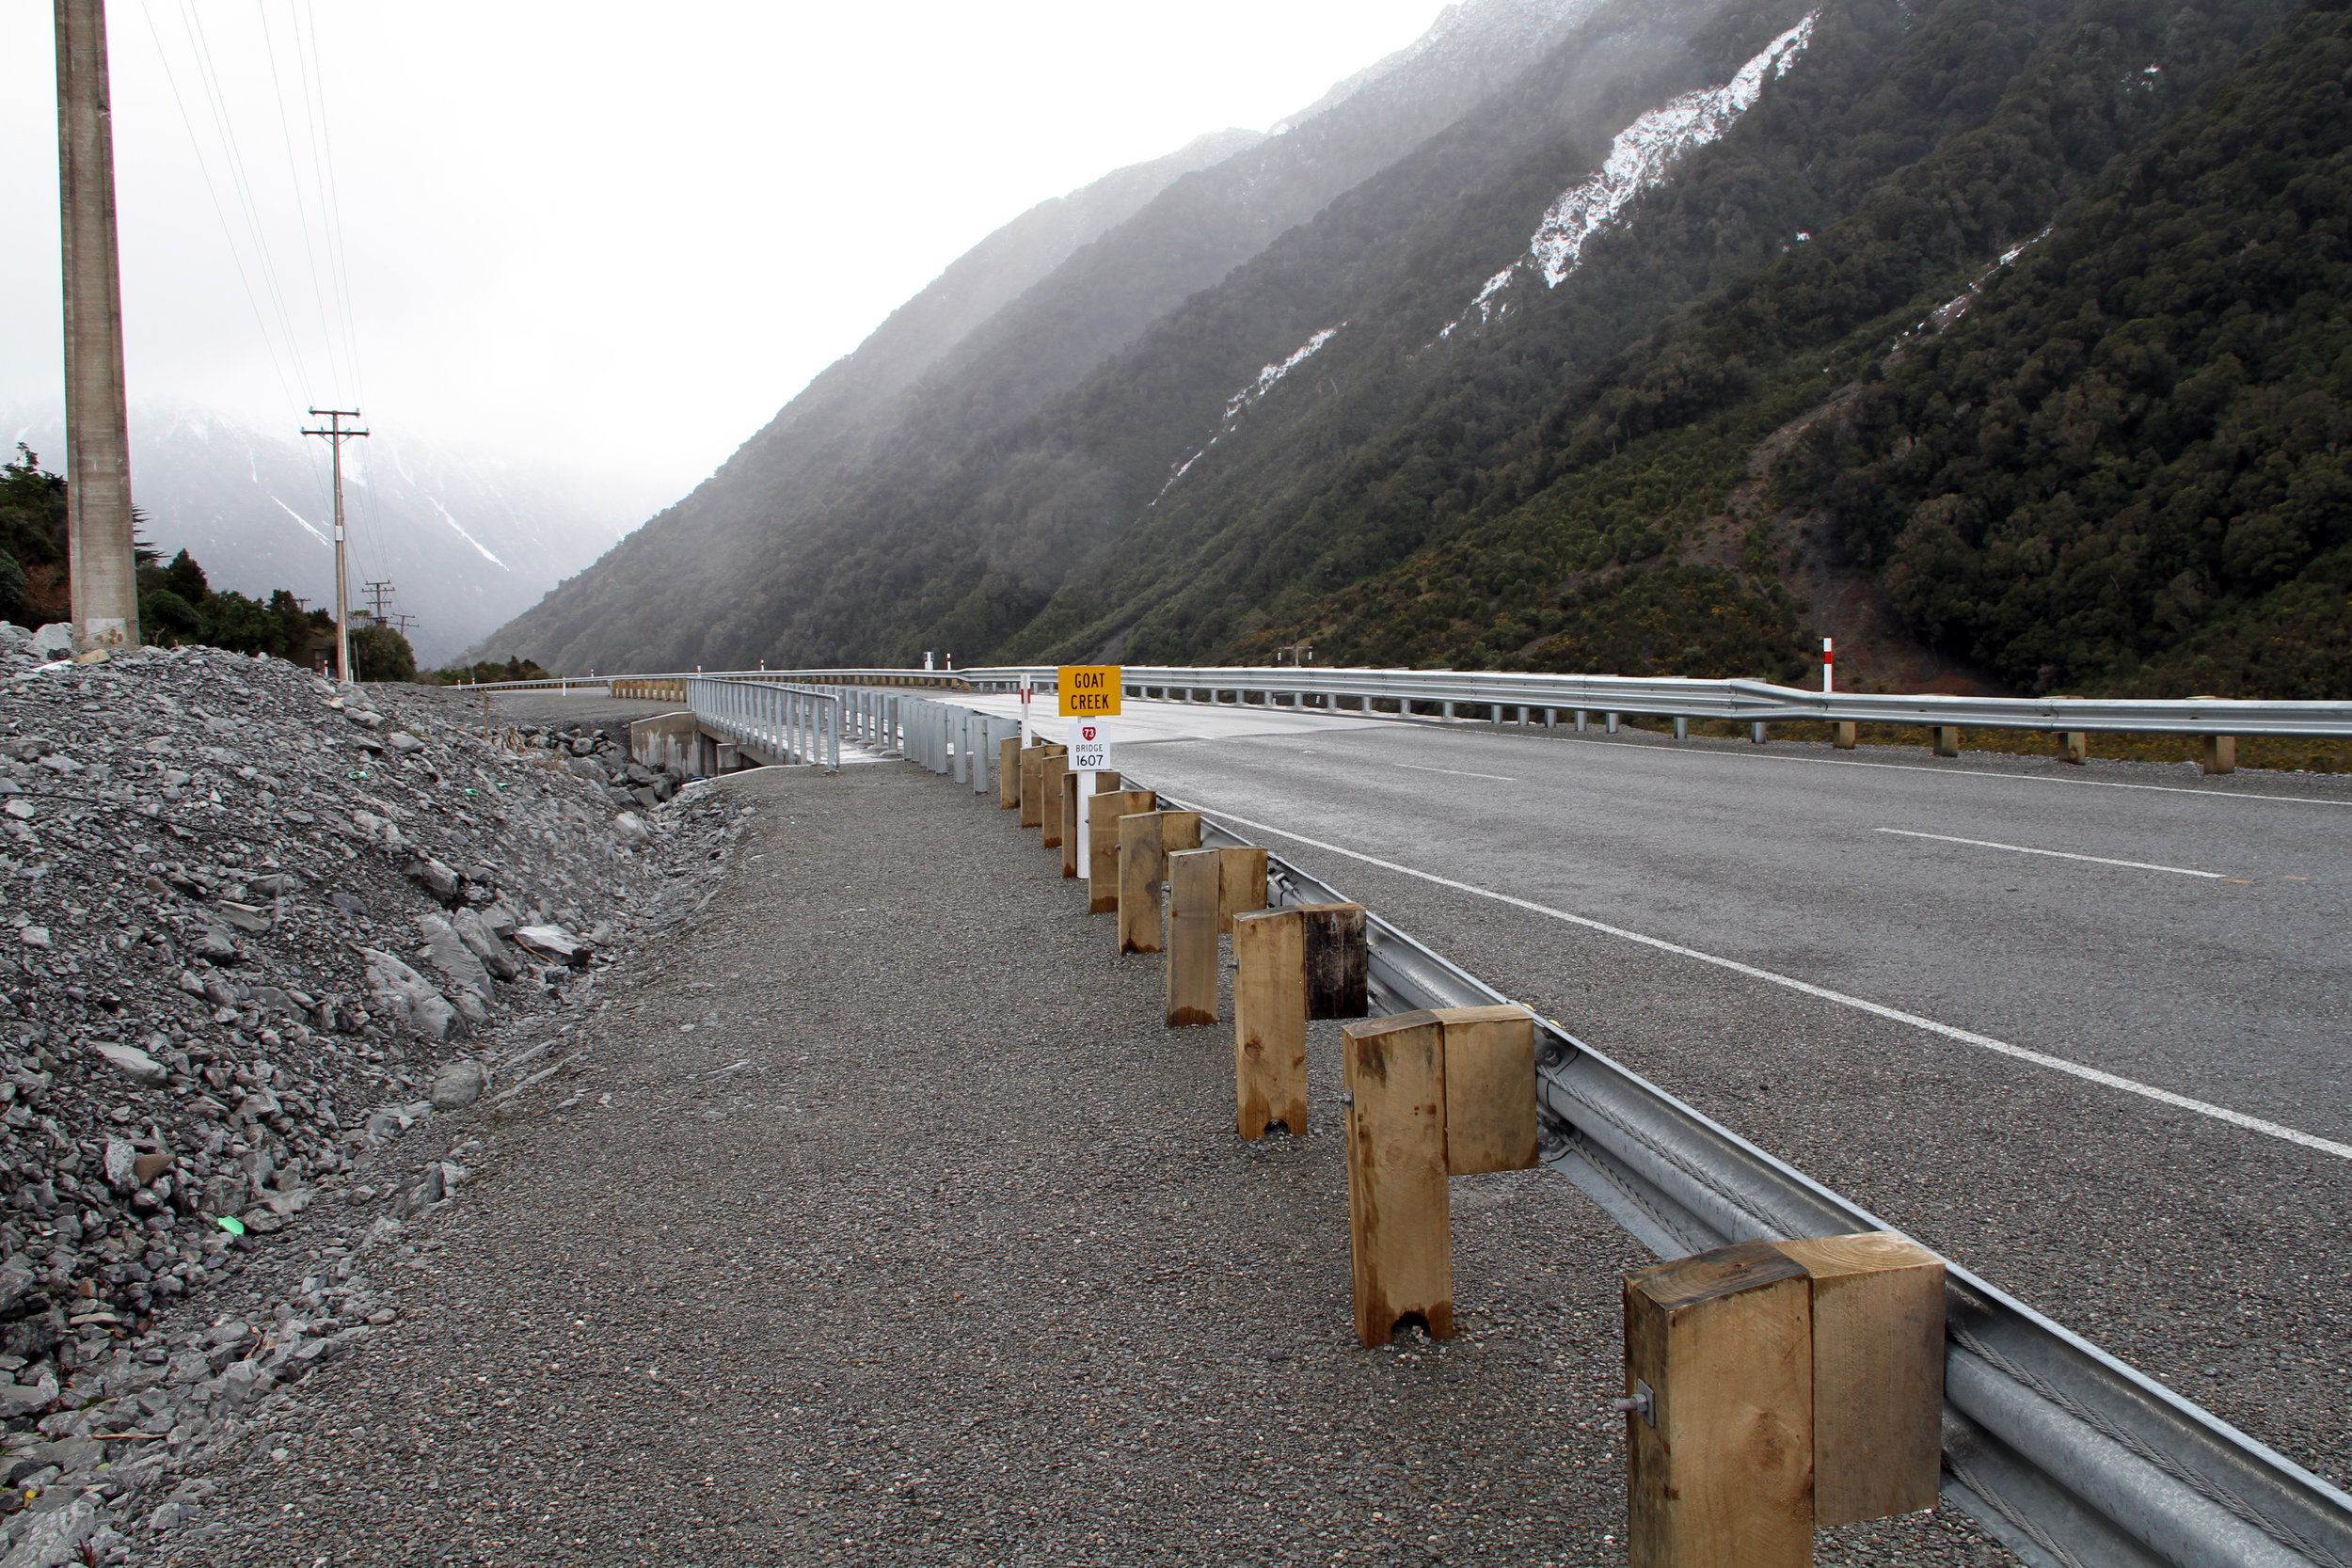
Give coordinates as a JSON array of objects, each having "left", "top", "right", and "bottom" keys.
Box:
[{"left": 0, "top": 2, "right": 1444, "bottom": 512}]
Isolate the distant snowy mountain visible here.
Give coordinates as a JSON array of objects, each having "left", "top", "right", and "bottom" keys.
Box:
[{"left": 4, "top": 404, "right": 650, "bottom": 666}]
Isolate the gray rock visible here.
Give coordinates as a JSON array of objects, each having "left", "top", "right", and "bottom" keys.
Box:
[
  {"left": 25, "top": 624, "right": 74, "bottom": 659},
  {"left": 189, "top": 927, "right": 237, "bottom": 961},
  {"left": 90, "top": 1042, "right": 168, "bottom": 1088},
  {"left": 612, "top": 811, "right": 650, "bottom": 845},
  {"left": 0, "top": 1492, "right": 94, "bottom": 1566},
  {"left": 430, "top": 1059, "right": 487, "bottom": 1112},
  {"left": 328, "top": 891, "right": 366, "bottom": 916},
  {"left": 408, "top": 856, "right": 461, "bottom": 904},
  {"left": 395, "top": 1164, "right": 445, "bottom": 1217},
  {"left": 385, "top": 731, "right": 425, "bottom": 753},
  {"left": 565, "top": 756, "right": 605, "bottom": 783},
  {"left": 358, "top": 949, "right": 457, "bottom": 1040},
  {"left": 416, "top": 915, "right": 492, "bottom": 998},
  {"left": 103, "top": 1139, "right": 138, "bottom": 1191},
  {"left": 210, "top": 900, "right": 272, "bottom": 934},
  {"left": 450, "top": 907, "right": 517, "bottom": 981},
  {"left": 514, "top": 925, "right": 589, "bottom": 966},
  {"left": 0, "top": 1380, "right": 52, "bottom": 1419}
]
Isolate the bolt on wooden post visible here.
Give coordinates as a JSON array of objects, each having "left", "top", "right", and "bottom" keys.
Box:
[
  {"left": 1088, "top": 789, "right": 1155, "bottom": 914},
  {"left": 1015, "top": 743, "right": 1061, "bottom": 829},
  {"left": 1621, "top": 1230, "right": 1945, "bottom": 1566},
  {"left": 1116, "top": 810, "right": 1200, "bottom": 954},
  {"left": 1340, "top": 1004, "right": 1536, "bottom": 1345}
]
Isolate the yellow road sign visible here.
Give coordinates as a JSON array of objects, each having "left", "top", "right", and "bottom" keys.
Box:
[{"left": 1058, "top": 665, "right": 1122, "bottom": 718}]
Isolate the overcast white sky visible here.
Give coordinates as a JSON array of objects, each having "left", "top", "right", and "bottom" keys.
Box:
[{"left": 1, "top": 1, "right": 1446, "bottom": 509}]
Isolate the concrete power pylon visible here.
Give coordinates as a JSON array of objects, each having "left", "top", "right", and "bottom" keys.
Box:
[{"left": 55, "top": 0, "right": 139, "bottom": 651}]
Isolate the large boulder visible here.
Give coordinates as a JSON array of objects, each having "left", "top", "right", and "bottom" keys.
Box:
[
  {"left": 358, "top": 948, "right": 457, "bottom": 1039},
  {"left": 449, "top": 907, "right": 517, "bottom": 981}
]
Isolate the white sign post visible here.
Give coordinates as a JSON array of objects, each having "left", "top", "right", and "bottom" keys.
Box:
[
  {"left": 1068, "top": 717, "right": 1112, "bottom": 863},
  {"left": 1019, "top": 672, "right": 1035, "bottom": 746}
]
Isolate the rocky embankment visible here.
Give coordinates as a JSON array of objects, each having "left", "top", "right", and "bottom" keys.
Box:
[{"left": 0, "top": 630, "right": 734, "bottom": 1563}]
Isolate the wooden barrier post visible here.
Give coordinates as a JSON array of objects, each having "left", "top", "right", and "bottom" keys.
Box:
[
  {"left": 1621, "top": 1230, "right": 1946, "bottom": 1565},
  {"left": 1343, "top": 1013, "right": 1451, "bottom": 1345},
  {"left": 2058, "top": 730, "right": 2088, "bottom": 766},
  {"left": 1299, "top": 902, "right": 1369, "bottom": 1020},
  {"left": 1116, "top": 810, "right": 1200, "bottom": 954},
  {"left": 1233, "top": 909, "right": 1306, "bottom": 1137},
  {"left": 1216, "top": 847, "right": 1269, "bottom": 932},
  {"left": 1017, "top": 744, "right": 1048, "bottom": 828},
  {"left": 1438, "top": 1005, "right": 1539, "bottom": 1175},
  {"left": 1340, "top": 1005, "right": 1535, "bottom": 1342},
  {"left": 1772, "top": 1232, "right": 1945, "bottom": 1527},
  {"left": 2201, "top": 734, "right": 2236, "bottom": 775},
  {"left": 1931, "top": 726, "right": 1960, "bottom": 758},
  {"left": 1088, "top": 788, "right": 1156, "bottom": 914},
  {"left": 1624, "top": 1242, "right": 1816, "bottom": 1568},
  {"left": 1166, "top": 848, "right": 1221, "bottom": 1026},
  {"left": 999, "top": 737, "right": 1022, "bottom": 807},
  {"left": 1833, "top": 721, "right": 1856, "bottom": 751},
  {"left": 1040, "top": 752, "right": 1070, "bottom": 847}
]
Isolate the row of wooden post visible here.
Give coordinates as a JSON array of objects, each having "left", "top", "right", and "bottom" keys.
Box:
[{"left": 998, "top": 736, "right": 1947, "bottom": 1564}]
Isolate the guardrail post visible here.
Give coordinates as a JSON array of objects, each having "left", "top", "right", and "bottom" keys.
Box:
[
  {"left": 1606, "top": 712, "right": 1619, "bottom": 734},
  {"left": 1932, "top": 725, "right": 1960, "bottom": 758},
  {"left": 1674, "top": 717, "right": 1688, "bottom": 741},
  {"left": 1624, "top": 1241, "right": 1815, "bottom": 1568},
  {"left": 1041, "top": 752, "right": 1071, "bottom": 848},
  {"left": 1772, "top": 1232, "right": 1944, "bottom": 1527},
  {"left": 1345, "top": 1012, "right": 1452, "bottom": 1343},
  {"left": 1575, "top": 710, "right": 1587, "bottom": 733},
  {"left": 1751, "top": 721, "right": 1768, "bottom": 745},
  {"left": 1018, "top": 743, "right": 1057, "bottom": 828},
  {"left": 1088, "top": 788, "right": 1156, "bottom": 912},
  {"left": 1167, "top": 848, "right": 1221, "bottom": 1026},
  {"left": 1301, "top": 902, "right": 1368, "bottom": 1020},
  {"left": 1216, "top": 846, "right": 1268, "bottom": 932},
  {"left": 1117, "top": 809, "right": 1200, "bottom": 954},
  {"left": 1835, "top": 721, "right": 1857, "bottom": 750},
  {"left": 999, "top": 737, "right": 1022, "bottom": 807},
  {"left": 1622, "top": 1230, "right": 1944, "bottom": 1564},
  {"left": 2058, "top": 730, "right": 2087, "bottom": 765},
  {"left": 1233, "top": 908, "right": 1307, "bottom": 1137},
  {"left": 2201, "top": 735, "right": 2235, "bottom": 775},
  {"left": 1340, "top": 1006, "right": 1535, "bottom": 1344}
]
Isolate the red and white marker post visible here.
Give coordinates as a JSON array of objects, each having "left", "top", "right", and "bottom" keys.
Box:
[
  {"left": 1822, "top": 636, "right": 1835, "bottom": 694},
  {"left": 1019, "top": 672, "right": 1035, "bottom": 747}
]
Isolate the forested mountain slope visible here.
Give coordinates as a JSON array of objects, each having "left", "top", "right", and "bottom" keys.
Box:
[{"left": 481, "top": 0, "right": 2335, "bottom": 702}]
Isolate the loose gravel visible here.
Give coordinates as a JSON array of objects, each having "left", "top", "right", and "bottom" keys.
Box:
[{"left": 151, "top": 758, "right": 2015, "bottom": 1566}]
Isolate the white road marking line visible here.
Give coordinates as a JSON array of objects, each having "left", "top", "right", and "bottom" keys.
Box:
[
  {"left": 1874, "top": 828, "right": 2228, "bottom": 879},
  {"left": 1524, "top": 730, "right": 2352, "bottom": 807},
  {"left": 1393, "top": 763, "right": 1517, "bottom": 782},
  {"left": 1182, "top": 800, "right": 2352, "bottom": 1162}
]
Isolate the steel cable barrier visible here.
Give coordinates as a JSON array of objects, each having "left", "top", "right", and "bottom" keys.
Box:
[{"left": 850, "top": 692, "right": 2352, "bottom": 1568}]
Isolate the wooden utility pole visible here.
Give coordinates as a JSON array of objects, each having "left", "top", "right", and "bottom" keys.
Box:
[
  {"left": 55, "top": 0, "right": 139, "bottom": 651},
  {"left": 301, "top": 407, "right": 367, "bottom": 682}
]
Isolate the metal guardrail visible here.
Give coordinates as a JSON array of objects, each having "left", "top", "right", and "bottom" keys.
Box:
[
  {"left": 865, "top": 690, "right": 2352, "bottom": 1568},
  {"left": 460, "top": 664, "right": 2352, "bottom": 741},
  {"left": 684, "top": 675, "right": 841, "bottom": 772}
]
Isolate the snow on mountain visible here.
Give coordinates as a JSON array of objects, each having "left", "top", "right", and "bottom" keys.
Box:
[
  {"left": 1442, "top": 12, "right": 1819, "bottom": 335},
  {"left": 1158, "top": 325, "right": 1345, "bottom": 499},
  {"left": 5, "top": 403, "right": 651, "bottom": 666}
]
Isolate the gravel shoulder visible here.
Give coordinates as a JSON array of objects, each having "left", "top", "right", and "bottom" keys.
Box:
[{"left": 159, "top": 759, "right": 2015, "bottom": 1566}]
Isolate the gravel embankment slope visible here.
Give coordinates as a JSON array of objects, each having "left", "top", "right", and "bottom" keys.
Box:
[
  {"left": 0, "top": 640, "right": 741, "bottom": 1563},
  {"left": 158, "top": 760, "right": 2015, "bottom": 1567}
]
